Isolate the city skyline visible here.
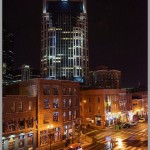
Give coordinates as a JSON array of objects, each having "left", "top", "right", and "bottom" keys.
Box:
[{"left": 3, "top": 0, "right": 147, "bottom": 88}]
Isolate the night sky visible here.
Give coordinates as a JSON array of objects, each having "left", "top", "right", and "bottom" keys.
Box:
[{"left": 3, "top": 0, "right": 147, "bottom": 88}]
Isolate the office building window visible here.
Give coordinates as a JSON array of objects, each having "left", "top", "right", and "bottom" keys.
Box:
[
  {"left": 53, "top": 99, "right": 59, "bottom": 108},
  {"left": 29, "top": 101, "right": 33, "bottom": 111},
  {"left": 43, "top": 99, "right": 50, "bottom": 109},
  {"left": 53, "top": 112, "right": 59, "bottom": 122}
]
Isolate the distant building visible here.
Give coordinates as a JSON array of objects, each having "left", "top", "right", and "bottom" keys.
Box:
[
  {"left": 3, "top": 78, "right": 80, "bottom": 148},
  {"left": 41, "top": 0, "right": 89, "bottom": 82},
  {"left": 3, "top": 25, "right": 14, "bottom": 85},
  {"left": 2, "top": 95, "right": 37, "bottom": 149},
  {"left": 80, "top": 89, "right": 128, "bottom": 128},
  {"left": 13, "top": 65, "right": 40, "bottom": 83},
  {"left": 88, "top": 66, "right": 121, "bottom": 89}
]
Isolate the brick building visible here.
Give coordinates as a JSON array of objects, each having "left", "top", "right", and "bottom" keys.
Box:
[
  {"left": 2, "top": 95, "right": 37, "bottom": 150},
  {"left": 3, "top": 78, "right": 80, "bottom": 148},
  {"left": 80, "top": 89, "right": 129, "bottom": 128}
]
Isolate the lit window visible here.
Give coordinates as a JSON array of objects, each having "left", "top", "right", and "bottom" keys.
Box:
[
  {"left": 69, "top": 99, "right": 72, "bottom": 107},
  {"left": 16, "top": 102, "right": 23, "bottom": 112},
  {"left": 29, "top": 101, "right": 33, "bottom": 111},
  {"left": 69, "top": 111, "right": 72, "bottom": 120},
  {"left": 43, "top": 99, "right": 50, "bottom": 109},
  {"left": 63, "top": 99, "right": 66, "bottom": 107},
  {"left": 53, "top": 112, "right": 59, "bottom": 122},
  {"left": 63, "top": 112, "right": 66, "bottom": 121},
  {"left": 53, "top": 99, "right": 59, "bottom": 108}
]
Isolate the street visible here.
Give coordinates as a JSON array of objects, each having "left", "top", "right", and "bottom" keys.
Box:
[{"left": 85, "top": 122, "right": 148, "bottom": 150}]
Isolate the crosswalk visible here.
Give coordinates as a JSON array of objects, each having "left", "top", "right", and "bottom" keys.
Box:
[{"left": 121, "top": 130, "right": 148, "bottom": 137}]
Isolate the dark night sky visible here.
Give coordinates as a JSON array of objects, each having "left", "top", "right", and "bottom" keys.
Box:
[{"left": 3, "top": 0, "right": 147, "bottom": 88}]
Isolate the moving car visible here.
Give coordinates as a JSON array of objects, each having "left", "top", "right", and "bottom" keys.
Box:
[
  {"left": 66, "top": 143, "right": 83, "bottom": 150},
  {"left": 123, "top": 123, "right": 131, "bottom": 128},
  {"left": 139, "top": 118, "right": 145, "bottom": 123}
]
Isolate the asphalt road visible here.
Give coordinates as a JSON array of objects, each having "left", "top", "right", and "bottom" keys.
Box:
[{"left": 85, "top": 122, "right": 148, "bottom": 150}]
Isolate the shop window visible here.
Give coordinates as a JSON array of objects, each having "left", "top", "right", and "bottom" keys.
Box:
[
  {"left": 29, "top": 101, "right": 33, "bottom": 111},
  {"left": 53, "top": 112, "right": 59, "bottom": 122},
  {"left": 53, "top": 99, "right": 59, "bottom": 108},
  {"left": 19, "top": 119, "right": 25, "bottom": 130},
  {"left": 53, "top": 87, "right": 59, "bottom": 95},
  {"left": 43, "top": 99, "right": 50, "bottom": 109},
  {"left": 40, "top": 130, "right": 48, "bottom": 145},
  {"left": 43, "top": 85, "right": 50, "bottom": 95},
  {"left": 43, "top": 115, "right": 50, "bottom": 124},
  {"left": 28, "top": 133, "right": 33, "bottom": 146},
  {"left": 7, "top": 120, "right": 16, "bottom": 132},
  {"left": 26, "top": 118, "right": 33, "bottom": 128},
  {"left": 19, "top": 134, "right": 24, "bottom": 148}
]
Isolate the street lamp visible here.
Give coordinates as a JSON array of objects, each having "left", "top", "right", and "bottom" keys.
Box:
[{"left": 47, "top": 125, "right": 53, "bottom": 150}]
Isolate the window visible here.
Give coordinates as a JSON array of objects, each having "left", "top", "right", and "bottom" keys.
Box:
[
  {"left": 53, "top": 87, "right": 59, "bottom": 95},
  {"left": 63, "top": 99, "right": 66, "bottom": 108},
  {"left": 16, "top": 102, "right": 23, "bottom": 112},
  {"left": 89, "top": 98, "right": 90, "bottom": 103},
  {"left": 63, "top": 112, "right": 66, "bottom": 121},
  {"left": 53, "top": 99, "right": 59, "bottom": 108},
  {"left": 11, "top": 102, "right": 15, "bottom": 113},
  {"left": 89, "top": 107, "right": 91, "bottom": 112},
  {"left": 69, "top": 111, "right": 72, "bottom": 120},
  {"left": 98, "top": 97, "right": 100, "bottom": 102},
  {"left": 19, "top": 118, "right": 25, "bottom": 130},
  {"left": 74, "top": 110, "right": 77, "bottom": 119},
  {"left": 63, "top": 88, "right": 66, "bottom": 95},
  {"left": 43, "top": 85, "right": 50, "bottom": 95},
  {"left": 73, "top": 88, "right": 76, "bottom": 95},
  {"left": 7, "top": 120, "right": 16, "bottom": 131},
  {"left": 69, "top": 99, "right": 72, "bottom": 107},
  {"left": 98, "top": 106, "right": 100, "bottom": 113},
  {"left": 43, "top": 115, "right": 50, "bottom": 124},
  {"left": 53, "top": 112, "right": 59, "bottom": 122},
  {"left": 27, "top": 99, "right": 32, "bottom": 110},
  {"left": 43, "top": 99, "right": 50, "bottom": 109},
  {"left": 26, "top": 118, "right": 33, "bottom": 128},
  {"left": 68, "top": 88, "right": 72, "bottom": 95}
]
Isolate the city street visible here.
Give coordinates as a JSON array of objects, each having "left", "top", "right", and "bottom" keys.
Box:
[{"left": 84, "top": 122, "right": 148, "bottom": 150}]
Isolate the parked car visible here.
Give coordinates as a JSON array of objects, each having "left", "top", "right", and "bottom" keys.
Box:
[
  {"left": 123, "top": 123, "right": 131, "bottom": 128},
  {"left": 65, "top": 143, "right": 83, "bottom": 150},
  {"left": 128, "top": 121, "right": 137, "bottom": 126},
  {"left": 139, "top": 118, "right": 145, "bottom": 123}
]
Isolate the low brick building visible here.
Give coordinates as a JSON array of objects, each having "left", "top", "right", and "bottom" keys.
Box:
[
  {"left": 80, "top": 89, "right": 128, "bottom": 128},
  {"left": 2, "top": 95, "right": 37, "bottom": 150}
]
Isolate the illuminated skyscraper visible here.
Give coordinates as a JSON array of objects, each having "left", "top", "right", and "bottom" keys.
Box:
[{"left": 41, "top": 0, "right": 89, "bottom": 82}]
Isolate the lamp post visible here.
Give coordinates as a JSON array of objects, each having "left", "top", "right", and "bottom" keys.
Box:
[{"left": 47, "top": 125, "right": 53, "bottom": 150}]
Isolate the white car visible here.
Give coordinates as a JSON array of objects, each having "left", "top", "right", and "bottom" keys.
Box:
[
  {"left": 139, "top": 118, "right": 145, "bottom": 123},
  {"left": 128, "top": 121, "right": 137, "bottom": 126}
]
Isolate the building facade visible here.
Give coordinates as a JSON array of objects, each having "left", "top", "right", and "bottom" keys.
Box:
[
  {"left": 3, "top": 78, "right": 80, "bottom": 148},
  {"left": 41, "top": 0, "right": 89, "bottom": 82},
  {"left": 80, "top": 89, "right": 129, "bottom": 128},
  {"left": 88, "top": 67, "right": 121, "bottom": 89},
  {"left": 2, "top": 95, "right": 37, "bottom": 150}
]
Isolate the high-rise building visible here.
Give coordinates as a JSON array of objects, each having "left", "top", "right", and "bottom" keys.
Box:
[
  {"left": 3, "top": 24, "right": 14, "bottom": 85},
  {"left": 41, "top": 0, "right": 89, "bottom": 82}
]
